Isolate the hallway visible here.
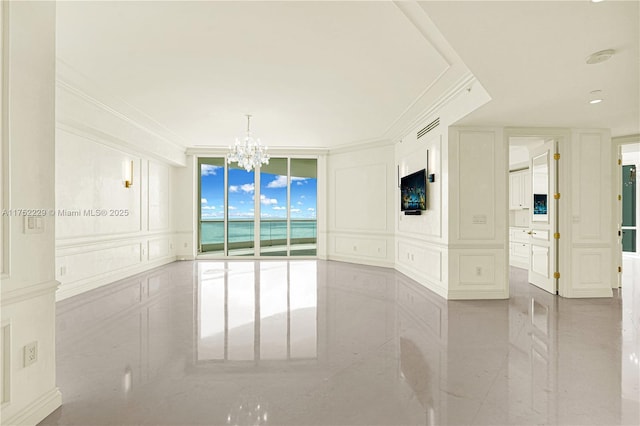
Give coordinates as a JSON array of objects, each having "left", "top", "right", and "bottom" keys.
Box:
[{"left": 41, "top": 260, "right": 640, "bottom": 425}]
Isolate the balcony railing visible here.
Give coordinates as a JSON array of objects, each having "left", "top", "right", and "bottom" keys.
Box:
[{"left": 200, "top": 219, "right": 316, "bottom": 253}]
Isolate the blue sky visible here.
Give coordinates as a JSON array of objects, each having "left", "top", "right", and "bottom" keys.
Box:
[{"left": 200, "top": 163, "right": 317, "bottom": 220}]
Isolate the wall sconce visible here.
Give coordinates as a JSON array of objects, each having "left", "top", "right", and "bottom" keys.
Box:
[{"left": 124, "top": 160, "right": 134, "bottom": 188}]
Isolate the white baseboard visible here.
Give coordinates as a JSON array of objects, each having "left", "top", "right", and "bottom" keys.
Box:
[
  {"left": 447, "top": 288, "right": 509, "bottom": 300},
  {"left": 565, "top": 288, "right": 613, "bottom": 298},
  {"left": 326, "top": 254, "right": 394, "bottom": 269},
  {"left": 2, "top": 387, "right": 61, "bottom": 426},
  {"left": 394, "top": 263, "right": 448, "bottom": 299}
]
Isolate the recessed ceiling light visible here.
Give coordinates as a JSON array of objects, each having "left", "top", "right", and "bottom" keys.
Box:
[
  {"left": 586, "top": 49, "right": 615, "bottom": 64},
  {"left": 591, "top": 0, "right": 605, "bottom": 3},
  {"left": 589, "top": 90, "right": 604, "bottom": 104}
]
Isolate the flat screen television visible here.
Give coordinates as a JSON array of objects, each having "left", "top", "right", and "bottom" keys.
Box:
[{"left": 401, "top": 169, "right": 427, "bottom": 212}]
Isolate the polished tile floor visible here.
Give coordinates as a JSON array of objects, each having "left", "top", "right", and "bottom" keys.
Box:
[{"left": 41, "top": 258, "right": 640, "bottom": 425}]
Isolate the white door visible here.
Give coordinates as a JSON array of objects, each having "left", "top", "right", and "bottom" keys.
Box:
[{"left": 528, "top": 140, "right": 557, "bottom": 294}]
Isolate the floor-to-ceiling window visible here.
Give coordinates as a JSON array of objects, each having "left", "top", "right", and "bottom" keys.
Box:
[
  {"left": 198, "top": 157, "right": 317, "bottom": 256},
  {"left": 290, "top": 158, "right": 317, "bottom": 256},
  {"left": 199, "top": 158, "right": 225, "bottom": 254},
  {"left": 260, "top": 158, "right": 288, "bottom": 256},
  {"left": 227, "top": 162, "right": 256, "bottom": 256}
]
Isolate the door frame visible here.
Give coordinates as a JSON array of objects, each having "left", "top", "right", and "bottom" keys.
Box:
[
  {"left": 612, "top": 134, "right": 640, "bottom": 288},
  {"left": 505, "top": 128, "right": 570, "bottom": 296}
]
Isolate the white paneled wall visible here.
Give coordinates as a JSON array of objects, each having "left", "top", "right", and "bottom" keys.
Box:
[
  {"left": 327, "top": 143, "right": 395, "bottom": 267},
  {"left": 55, "top": 131, "right": 178, "bottom": 300},
  {"left": 447, "top": 128, "right": 507, "bottom": 299},
  {"left": 172, "top": 155, "right": 197, "bottom": 259},
  {"left": 396, "top": 130, "right": 448, "bottom": 298},
  {"left": 54, "top": 72, "right": 184, "bottom": 301},
  {"left": 0, "top": 2, "right": 62, "bottom": 424}
]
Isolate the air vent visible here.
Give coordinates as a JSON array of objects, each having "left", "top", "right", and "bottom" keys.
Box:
[{"left": 417, "top": 118, "right": 440, "bottom": 139}]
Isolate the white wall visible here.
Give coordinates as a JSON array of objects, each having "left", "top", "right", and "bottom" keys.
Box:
[
  {"left": 54, "top": 57, "right": 186, "bottom": 301},
  {"left": 396, "top": 128, "right": 448, "bottom": 297},
  {"left": 326, "top": 142, "right": 396, "bottom": 267},
  {"left": 0, "top": 2, "right": 62, "bottom": 424},
  {"left": 447, "top": 127, "right": 508, "bottom": 299},
  {"left": 394, "top": 76, "right": 500, "bottom": 300},
  {"left": 172, "top": 155, "right": 197, "bottom": 259}
]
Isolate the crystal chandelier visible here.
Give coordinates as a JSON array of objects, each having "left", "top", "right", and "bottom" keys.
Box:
[{"left": 227, "top": 114, "right": 270, "bottom": 172}]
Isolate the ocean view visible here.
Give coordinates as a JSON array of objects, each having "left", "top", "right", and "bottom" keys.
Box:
[{"left": 200, "top": 219, "right": 317, "bottom": 245}]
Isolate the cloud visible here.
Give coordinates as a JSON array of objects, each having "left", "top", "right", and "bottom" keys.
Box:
[
  {"left": 201, "top": 164, "right": 221, "bottom": 176},
  {"left": 272, "top": 206, "right": 286, "bottom": 210},
  {"left": 267, "top": 175, "right": 288, "bottom": 188},
  {"left": 300, "top": 195, "right": 306, "bottom": 199},
  {"left": 307, "top": 208, "right": 315, "bottom": 211},
  {"left": 260, "top": 195, "right": 278, "bottom": 205},
  {"left": 241, "top": 183, "right": 255, "bottom": 193},
  {"left": 291, "top": 208, "right": 301, "bottom": 213},
  {"left": 266, "top": 175, "right": 307, "bottom": 188},
  {"left": 297, "top": 201, "right": 303, "bottom": 205},
  {"left": 201, "top": 198, "right": 208, "bottom": 204},
  {"left": 229, "top": 185, "right": 239, "bottom": 193},
  {"left": 228, "top": 206, "right": 237, "bottom": 210},
  {"left": 202, "top": 206, "right": 216, "bottom": 210}
]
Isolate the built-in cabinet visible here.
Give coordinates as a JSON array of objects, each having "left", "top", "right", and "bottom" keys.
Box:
[
  {"left": 509, "top": 169, "right": 531, "bottom": 210},
  {"left": 509, "top": 227, "right": 530, "bottom": 269}
]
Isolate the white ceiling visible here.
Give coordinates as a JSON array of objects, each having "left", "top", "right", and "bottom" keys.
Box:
[
  {"left": 56, "top": 1, "right": 639, "bottom": 150},
  {"left": 421, "top": 0, "right": 639, "bottom": 137}
]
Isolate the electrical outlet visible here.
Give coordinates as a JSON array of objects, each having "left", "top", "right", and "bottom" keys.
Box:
[
  {"left": 24, "top": 341, "right": 38, "bottom": 367},
  {"left": 60, "top": 265, "right": 66, "bottom": 276},
  {"left": 475, "top": 267, "right": 482, "bottom": 276}
]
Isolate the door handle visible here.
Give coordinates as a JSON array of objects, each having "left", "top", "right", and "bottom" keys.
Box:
[{"left": 527, "top": 231, "right": 533, "bottom": 235}]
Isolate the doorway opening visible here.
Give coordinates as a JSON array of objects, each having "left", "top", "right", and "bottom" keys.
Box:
[{"left": 507, "top": 135, "right": 559, "bottom": 295}]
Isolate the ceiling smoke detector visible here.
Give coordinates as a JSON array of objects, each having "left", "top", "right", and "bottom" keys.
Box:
[{"left": 585, "top": 49, "right": 616, "bottom": 65}]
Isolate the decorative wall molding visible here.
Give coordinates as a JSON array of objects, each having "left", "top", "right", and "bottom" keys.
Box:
[
  {"left": 1, "top": 279, "right": 59, "bottom": 307},
  {"left": 56, "top": 255, "right": 176, "bottom": 301},
  {"left": 2, "top": 387, "right": 61, "bottom": 426},
  {"left": 333, "top": 163, "right": 389, "bottom": 232}
]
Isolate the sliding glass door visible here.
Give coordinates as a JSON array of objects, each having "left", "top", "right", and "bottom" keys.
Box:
[
  {"left": 260, "top": 158, "right": 288, "bottom": 256},
  {"left": 290, "top": 159, "right": 317, "bottom": 256},
  {"left": 227, "top": 162, "right": 255, "bottom": 256},
  {"left": 198, "top": 157, "right": 317, "bottom": 256},
  {"left": 199, "top": 158, "right": 225, "bottom": 254}
]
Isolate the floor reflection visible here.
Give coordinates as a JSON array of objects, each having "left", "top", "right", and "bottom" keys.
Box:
[
  {"left": 41, "top": 260, "right": 640, "bottom": 425},
  {"left": 197, "top": 261, "right": 317, "bottom": 363}
]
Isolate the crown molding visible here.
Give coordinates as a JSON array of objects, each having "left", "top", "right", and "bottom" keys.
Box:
[
  {"left": 328, "top": 137, "right": 394, "bottom": 156},
  {"left": 56, "top": 59, "right": 188, "bottom": 166},
  {"left": 186, "top": 146, "right": 328, "bottom": 157},
  {"left": 392, "top": 71, "right": 477, "bottom": 143}
]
